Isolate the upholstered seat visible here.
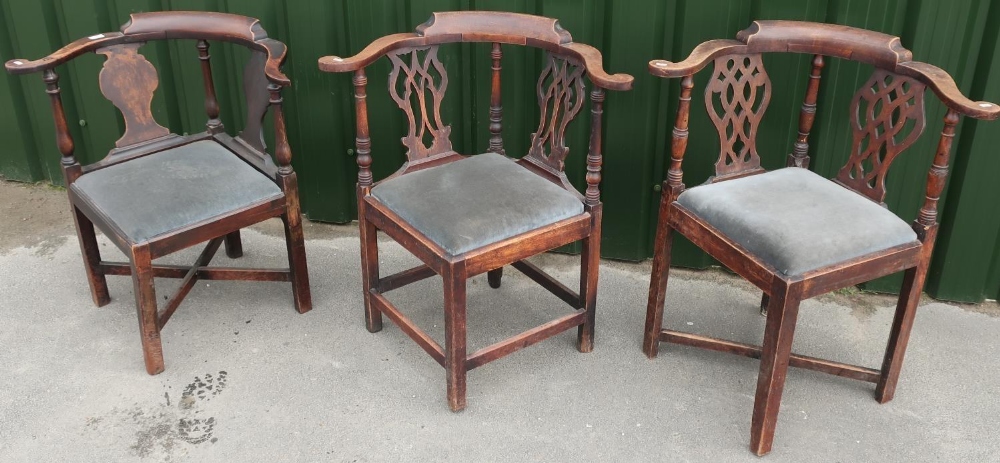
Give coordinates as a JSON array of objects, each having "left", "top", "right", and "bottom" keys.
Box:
[
  {"left": 677, "top": 167, "right": 918, "bottom": 276},
  {"left": 371, "top": 152, "right": 585, "bottom": 256},
  {"left": 71, "top": 140, "right": 283, "bottom": 243}
]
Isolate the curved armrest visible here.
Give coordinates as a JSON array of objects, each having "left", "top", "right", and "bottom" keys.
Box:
[
  {"left": 562, "top": 43, "right": 633, "bottom": 91},
  {"left": 5, "top": 11, "right": 290, "bottom": 86},
  {"left": 896, "top": 61, "right": 999, "bottom": 120},
  {"left": 318, "top": 33, "right": 424, "bottom": 72},
  {"left": 5, "top": 32, "right": 126, "bottom": 75},
  {"left": 648, "top": 39, "right": 746, "bottom": 77},
  {"left": 254, "top": 38, "right": 290, "bottom": 86},
  {"left": 647, "top": 20, "right": 999, "bottom": 120}
]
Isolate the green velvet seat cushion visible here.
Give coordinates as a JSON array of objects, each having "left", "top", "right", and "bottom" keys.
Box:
[
  {"left": 71, "top": 140, "right": 282, "bottom": 243},
  {"left": 371, "top": 153, "right": 585, "bottom": 257},
  {"left": 676, "top": 167, "right": 918, "bottom": 276}
]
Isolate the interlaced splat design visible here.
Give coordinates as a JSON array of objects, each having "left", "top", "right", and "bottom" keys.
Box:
[
  {"left": 705, "top": 54, "right": 771, "bottom": 178},
  {"left": 96, "top": 43, "right": 170, "bottom": 148},
  {"left": 387, "top": 46, "right": 453, "bottom": 160},
  {"left": 527, "top": 53, "right": 586, "bottom": 172},
  {"left": 836, "top": 69, "right": 925, "bottom": 202}
]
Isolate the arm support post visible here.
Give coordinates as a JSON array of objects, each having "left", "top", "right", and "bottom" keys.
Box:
[
  {"left": 917, "top": 109, "right": 960, "bottom": 231},
  {"left": 667, "top": 75, "right": 695, "bottom": 196},
  {"left": 789, "top": 54, "right": 824, "bottom": 168},
  {"left": 353, "top": 69, "right": 373, "bottom": 188},
  {"left": 584, "top": 87, "right": 605, "bottom": 206}
]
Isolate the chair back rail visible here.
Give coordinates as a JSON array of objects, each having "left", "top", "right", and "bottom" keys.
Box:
[
  {"left": 319, "top": 12, "right": 630, "bottom": 90},
  {"left": 650, "top": 20, "right": 998, "bottom": 227},
  {"left": 650, "top": 20, "right": 998, "bottom": 119},
  {"left": 319, "top": 11, "right": 633, "bottom": 207},
  {"left": 3, "top": 11, "right": 292, "bottom": 179}
]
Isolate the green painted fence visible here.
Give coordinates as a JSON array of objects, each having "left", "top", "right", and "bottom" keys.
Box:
[{"left": 2, "top": 0, "right": 999, "bottom": 302}]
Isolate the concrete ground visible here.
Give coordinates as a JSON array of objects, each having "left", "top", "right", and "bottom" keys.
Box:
[{"left": 1, "top": 179, "right": 999, "bottom": 463}]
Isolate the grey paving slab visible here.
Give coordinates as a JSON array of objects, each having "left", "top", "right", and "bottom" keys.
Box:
[{"left": 0, "top": 181, "right": 998, "bottom": 462}]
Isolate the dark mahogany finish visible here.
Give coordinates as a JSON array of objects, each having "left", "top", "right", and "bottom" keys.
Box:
[
  {"left": 320, "top": 11, "right": 632, "bottom": 411},
  {"left": 5, "top": 12, "right": 312, "bottom": 375},
  {"left": 643, "top": 20, "right": 999, "bottom": 456}
]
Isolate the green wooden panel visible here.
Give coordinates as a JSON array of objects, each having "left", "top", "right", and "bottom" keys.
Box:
[
  {"left": 1, "top": 0, "right": 999, "bottom": 301},
  {"left": 5, "top": 0, "right": 69, "bottom": 184},
  {"left": 927, "top": 0, "right": 1000, "bottom": 302},
  {"left": 0, "top": 1, "right": 43, "bottom": 181},
  {"left": 280, "top": 0, "right": 355, "bottom": 221}
]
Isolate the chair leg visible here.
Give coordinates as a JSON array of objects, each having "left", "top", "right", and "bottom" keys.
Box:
[
  {"left": 72, "top": 206, "right": 110, "bottom": 307},
  {"left": 643, "top": 212, "right": 674, "bottom": 358},
  {"left": 759, "top": 293, "right": 770, "bottom": 316},
  {"left": 224, "top": 230, "right": 244, "bottom": 258},
  {"left": 578, "top": 208, "right": 602, "bottom": 353},
  {"left": 443, "top": 264, "right": 468, "bottom": 412},
  {"left": 875, "top": 265, "right": 926, "bottom": 403},
  {"left": 130, "top": 247, "right": 164, "bottom": 375},
  {"left": 750, "top": 284, "right": 801, "bottom": 456},
  {"left": 282, "top": 212, "right": 312, "bottom": 314},
  {"left": 359, "top": 215, "right": 382, "bottom": 333},
  {"left": 487, "top": 267, "right": 503, "bottom": 289}
]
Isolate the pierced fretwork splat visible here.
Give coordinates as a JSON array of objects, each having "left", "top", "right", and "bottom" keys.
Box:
[
  {"left": 526, "top": 53, "right": 586, "bottom": 172},
  {"left": 387, "top": 46, "right": 453, "bottom": 160},
  {"left": 705, "top": 54, "right": 771, "bottom": 178},
  {"left": 836, "top": 69, "right": 926, "bottom": 202},
  {"left": 97, "top": 43, "right": 171, "bottom": 148}
]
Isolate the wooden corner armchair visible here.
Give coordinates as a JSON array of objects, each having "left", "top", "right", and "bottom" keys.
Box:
[
  {"left": 4, "top": 12, "right": 312, "bottom": 375},
  {"left": 642, "top": 21, "right": 999, "bottom": 455},
  {"left": 319, "top": 11, "right": 632, "bottom": 411}
]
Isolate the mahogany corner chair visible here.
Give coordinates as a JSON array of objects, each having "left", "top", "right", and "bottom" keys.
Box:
[
  {"left": 4, "top": 12, "right": 312, "bottom": 375},
  {"left": 319, "top": 11, "right": 632, "bottom": 411},
  {"left": 642, "top": 21, "right": 999, "bottom": 455}
]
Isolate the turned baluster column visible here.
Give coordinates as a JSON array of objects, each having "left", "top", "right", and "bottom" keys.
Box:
[
  {"left": 667, "top": 75, "right": 695, "bottom": 196},
  {"left": 488, "top": 42, "right": 505, "bottom": 155},
  {"left": 916, "top": 109, "right": 960, "bottom": 233},
  {"left": 268, "top": 83, "right": 293, "bottom": 177},
  {"left": 353, "top": 67, "right": 381, "bottom": 332},
  {"left": 788, "top": 54, "right": 824, "bottom": 168},
  {"left": 353, "top": 69, "right": 373, "bottom": 189},
  {"left": 197, "top": 40, "right": 223, "bottom": 133},
  {"left": 584, "top": 88, "right": 606, "bottom": 206},
  {"left": 43, "top": 69, "right": 81, "bottom": 182}
]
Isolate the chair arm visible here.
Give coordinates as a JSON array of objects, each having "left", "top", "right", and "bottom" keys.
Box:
[
  {"left": 562, "top": 43, "right": 633, "bottom": 91},
  {"left": 318, "top": 33, "right": 425, "bottom": 73},
  {"left": 648, "top": 40, "right": 747, "bottom": 78},
  {"left": 897, "top": 62, "right": 999, "bottom": 120},
  {"left": 6, "top": 12, "right": 290, "bottom": 86},
  {"left": 5, "top": 33, "right": 125, "bottom": 75}
]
